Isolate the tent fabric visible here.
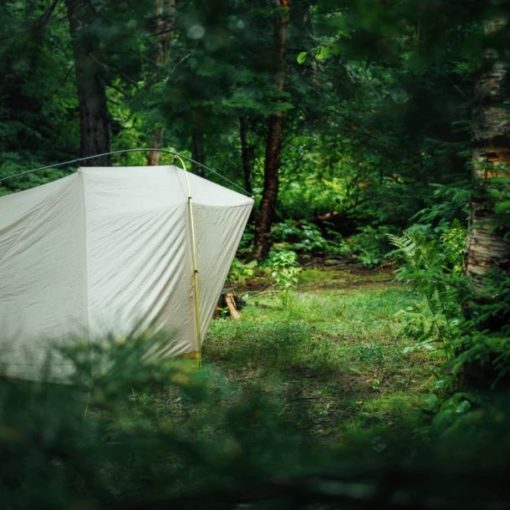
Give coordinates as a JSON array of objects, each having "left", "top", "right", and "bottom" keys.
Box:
[{"left": 0, "top": 165, "right": 253, "bottom": 377}]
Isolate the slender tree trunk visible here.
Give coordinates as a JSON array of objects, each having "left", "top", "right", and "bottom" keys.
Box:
[
  {"left": 148, "top": 128, "right": 165, "bottom": 165},
  {"left": 191, "top": 120, "right": 205, "bottom": 177},
  {"left": 253, "top": 0, "right": 290, "bottom": 260},
  {"left": 147, "top": 0, "right": 176, "bottom": 166},
  {"left": 239, "top": 117, "right": 253, "bottom": 195},
  {"left": 466, "top": 17, "right": 510, "bottom": 293},
  {"left": 64, "top": 0, "right": 111, "bottom": 166}
]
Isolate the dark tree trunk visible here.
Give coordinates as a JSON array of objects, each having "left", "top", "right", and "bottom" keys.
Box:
[
  {"left": 64, "top": 0, "right": 111, "bottom": 166},
  {"left": 148, "top": 128, "right": 165, "bottom": 165},
  {"left": 239, "top": 117, "right": 253, "bottom": 195},
  {"left": 466, "top": 17, "right": 510, "bottom": 292},
  {"left": 290, "top": 0, "right": 312, "bottom": 48},
  {"left": 191, "top": 123, "right": 205, "bottom": 177},
  {"left": 253, "top": 0, "right": 290, "bottom": 260},
  {"left": 147, "top": 0, "right": 177, "bottom": 166},
  {"left": 254, "top": 116, "right": 284, "bottom": 259}
]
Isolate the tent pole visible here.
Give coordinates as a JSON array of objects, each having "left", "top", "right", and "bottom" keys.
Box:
[{"left": 176, "top": 155, "right": 203, "bottom": 364}]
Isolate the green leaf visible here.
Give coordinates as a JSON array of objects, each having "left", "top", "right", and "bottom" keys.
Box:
[
  {"left": 315, "top": 46, "right": 330, "bottom": 62},
  {"left": 297, "top": 51, "right": 308, "bottom": 64},
  {"left": 455, "top": 400, "right": 471, "bottom": 414}
]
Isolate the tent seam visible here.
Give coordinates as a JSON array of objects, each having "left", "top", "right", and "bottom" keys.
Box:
[{"left": 80, "top": 171, "right": 91, "bottom": 336}]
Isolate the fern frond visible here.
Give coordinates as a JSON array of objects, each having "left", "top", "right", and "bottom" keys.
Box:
[{"left": 387, "top": 233, "right": 416, "bottom": 260}]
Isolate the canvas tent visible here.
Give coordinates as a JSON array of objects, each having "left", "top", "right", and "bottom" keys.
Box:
[{"left": 0, "top": 165, "right": 253, "bottom": 377}]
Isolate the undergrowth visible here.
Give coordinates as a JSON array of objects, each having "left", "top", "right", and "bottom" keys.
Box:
[
  {"left": 388, "top": 181, "right": 510, "bottom": 399},
  {"left": 1, "top": 267, "right": 510, "bottom": 508}
]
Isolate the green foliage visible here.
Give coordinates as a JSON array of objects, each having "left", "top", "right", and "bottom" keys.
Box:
[
  {"left": 0, "top": 336, "right": 300, "bottom": 509},
  {"left": 227, "top": 257, "right": 258, "bottom": 286},
  {"left": 415, "top": 183, "right": 471, "bottom": 227},
  {"left": 0, "top": 0, "right": 482, "bottom": 265},
  {"left": 0, "top": 1, "right": 80, "bottom": 181},
  {"left": 348, "top": 225, "right": 394, "bottom": 268},
  {"left": 455, "top": 271, "right": 510, "bottom": 387},
  {"left": 389, "top": 222, "right": 467, "bottom": 358},
  {"left": 492, "top": 177, "right": 510, "bottom": 235},
  {"left": 385, "top": 182, "right": 470, "bottom": 361},
  {"left": 389, "top": 182, "right": 510, "bottom": 389},
  {"left": 266, "top": 249, "right": 302, "bottom": 307},
  {"left": 270, "top": 220, "right": 402, "bottom": 269},
  {"left": 272, "top": 219, "right": 343, "bottom": 258}
]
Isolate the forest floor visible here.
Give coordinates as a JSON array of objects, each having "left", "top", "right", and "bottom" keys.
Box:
[{"left": 204, "top": 266, "right": 441, "bottom": 440}]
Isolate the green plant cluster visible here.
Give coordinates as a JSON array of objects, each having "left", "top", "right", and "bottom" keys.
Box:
[
  {"left": 390, "top": 182, "right": 510, "bottom": 390},
  {"left": 347, "top": 225, "right": 395, "bottom": 268},
  {"left": 271, "top": 220, "right": 344, "bottom": 257},
  {"left": 266, "top": 249, "right": 302, "bottom": 307},
  {"left": 227, "top": 258, "right": 258, "bottom": 286},
  {"left": 269, "top": 220, "right": 396, "bottom": 268}
]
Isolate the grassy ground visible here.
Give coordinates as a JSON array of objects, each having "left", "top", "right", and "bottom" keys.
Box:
[{"left": 204, "top": 267, "right": 440, "bottom": 440}]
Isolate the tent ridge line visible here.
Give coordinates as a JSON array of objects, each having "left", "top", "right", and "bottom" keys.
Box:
[{"left": 0, "top": 148, "right": 252, "bottom": 198}]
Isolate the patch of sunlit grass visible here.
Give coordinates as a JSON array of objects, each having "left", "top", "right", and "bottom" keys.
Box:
[{"left": 205, "top": 268, "right": 438, "bottom": 437}]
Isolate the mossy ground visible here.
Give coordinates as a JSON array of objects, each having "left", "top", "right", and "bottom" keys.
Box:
[{"left": 204, "top": 267, "right": 440, "bottom": 440}]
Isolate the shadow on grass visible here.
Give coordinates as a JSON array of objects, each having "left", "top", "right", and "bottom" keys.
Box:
[{"left": 1, "top": 333, "right": 509, "bottom": 510}]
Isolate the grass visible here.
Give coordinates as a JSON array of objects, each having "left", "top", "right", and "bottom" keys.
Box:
[{"left": 204, "top": 266, "right": 440, "bottom": 439}]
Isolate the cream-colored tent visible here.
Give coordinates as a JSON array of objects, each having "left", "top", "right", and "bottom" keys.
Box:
[{"left": 0, "top": 165, "right": 253, "bottom": 376}]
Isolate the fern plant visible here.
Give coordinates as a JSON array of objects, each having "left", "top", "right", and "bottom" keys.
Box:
[{"left": 388, "top": 224, "right": 467, "bottom": 359}]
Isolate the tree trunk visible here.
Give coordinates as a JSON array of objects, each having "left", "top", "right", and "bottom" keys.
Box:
[
  {"left": 64, "top": 0, "right": 111, "bottom": 166},
  {"left": 147, "top": 0, "right": 177, "bottom": 166},
  {"left": 191, "top": 122, "right": 205, "bottom": 177},
  {"left": 148, "top": 128, "right": 165, "bottom": 165},
  {"left": 253, "top": 0, "right": 290, "bottom": 260},
  {"left": 465, "top": 17, "right": 510, "bottom": 293},
  {"left": 239, "top": 117, "right": 253, "bottom": 195}
]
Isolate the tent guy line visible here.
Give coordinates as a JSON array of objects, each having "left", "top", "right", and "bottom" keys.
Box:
[{"left": 0, "top": 148, "right": 252, "bottom": 197}]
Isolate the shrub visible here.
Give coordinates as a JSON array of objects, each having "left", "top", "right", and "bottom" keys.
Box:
[
  {"left": 388, "top": 222, "right": 467, "bottom": 362},
  {"left": 266, "top": 249, "right": 302, "bottom": 307},
  {"left": 227, "top": 257, "right": 258, "bottom": 286},
  {"left": 388, "top": 184, "right": 510, "bottom": 389},
  {"left": 348, "top": 225, "right": 394, "bottom": 267},
  {"left": 271, "top": 220, "right": 344, "bottom": 258}
]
